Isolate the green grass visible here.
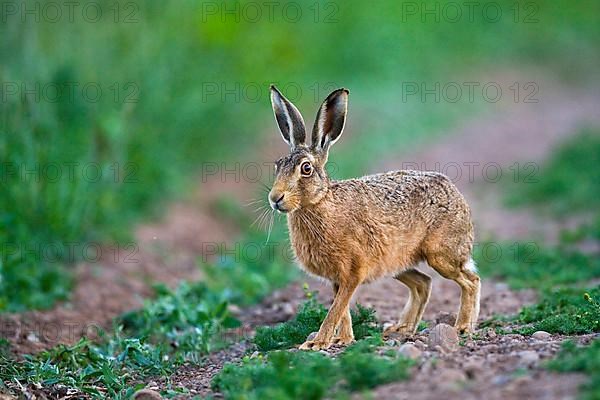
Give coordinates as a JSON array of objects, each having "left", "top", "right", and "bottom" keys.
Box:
[
  {"left": 0, "top": 281, "right": 237, "bottom": 398},
  {"left": 512, "top": 287, "right": 600, "bottom": 335},
  {"left": 547, "top": 340, "right": 600, "bottom": 400},
  {"left": 213, "top": 339, "right": 414, "bottom": 400},
  {"left": 506, "top": 129, "right": 600, "bottom": 214},
  {"left": 253, "top": 290, "right": 379, "bottom": 351},
  {"left": 474, "top": 241, "right": 600, "bottom": 290}
]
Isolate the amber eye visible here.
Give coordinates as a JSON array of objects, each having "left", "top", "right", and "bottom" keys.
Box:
[{"left": 300, "top": 161, "right": 313, "bottom": 176}]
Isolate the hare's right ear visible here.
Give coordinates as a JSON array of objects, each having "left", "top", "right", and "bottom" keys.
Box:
[
  {"left": 270, "top": 85, "right": 306, "bottom": 149},
  {"left": 311, "top": 88, "right": 349, "bottom": 153}
]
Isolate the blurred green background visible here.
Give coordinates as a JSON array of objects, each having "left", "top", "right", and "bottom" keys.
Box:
[{"left": 1, "top": 0, "right": 599, "bottom": 311}]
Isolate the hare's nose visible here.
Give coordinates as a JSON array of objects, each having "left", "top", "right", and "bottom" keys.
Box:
[{"left": 269, "top": 193, "right": 285, "bottom": 210}]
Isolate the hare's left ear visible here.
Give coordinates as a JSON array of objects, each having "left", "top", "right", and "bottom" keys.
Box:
[
  {"left": 311, "top": 88, "right": 349, "bottom": 153},
  {"left": 270, "top": 85, "right": 307, "bottom": 149}
]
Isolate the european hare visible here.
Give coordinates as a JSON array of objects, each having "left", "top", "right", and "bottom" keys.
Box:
[{"left": 268, "top": 85, "right": 480, "bottom": 350}]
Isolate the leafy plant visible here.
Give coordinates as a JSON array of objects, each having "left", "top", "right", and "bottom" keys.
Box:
[
  {"left": 1, "top": 281, "right": 239, "bottom": 398},
  {"left": 506, "top": 129, "right": 600, "bottom": 214},
  {"left": 213, "top": 340, "right": 414, "bottom": 399},
  {"left": 513, "top": 287, "right": 600, "bottom": 335},
  {"left": 474, "top": 241, "right": 600, "bottom": 290},
  {"left": 253, "top": 293, "right": 379, "bottom": 351},
  {"left": 547, "top": 340, "right": 600, "bottom": 400}
]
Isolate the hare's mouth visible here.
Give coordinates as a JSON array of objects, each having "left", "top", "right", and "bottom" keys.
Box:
[{"left": 273, "top": 203, "right": 289, "bottom": 213}]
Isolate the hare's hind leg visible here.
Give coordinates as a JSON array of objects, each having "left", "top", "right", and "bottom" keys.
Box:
[
  {"left": 427, "top": 254, "right": 480, "bottom": 333},
  {"left": 384, "top": 269, "right": 432, "bottom": 336}
]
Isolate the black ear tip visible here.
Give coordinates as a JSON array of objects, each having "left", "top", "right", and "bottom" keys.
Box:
[
  {"left": 270, "top": 84, "right": 279, "bottom": 92},
  {"left": 341, "top": 88, "right": 349, "bottom": 94}
]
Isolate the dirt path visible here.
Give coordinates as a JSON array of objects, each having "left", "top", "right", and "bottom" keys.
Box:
[
  {"left": 0, "top": 171, "right": 249, "bottom": 355},
  {"left": 162, "top": 74, "right": 600, "bottom": 398}
]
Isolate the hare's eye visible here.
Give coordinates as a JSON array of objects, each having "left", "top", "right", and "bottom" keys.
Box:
[{"left": 300, "top": 161, "right": 312, "bottom": 177}]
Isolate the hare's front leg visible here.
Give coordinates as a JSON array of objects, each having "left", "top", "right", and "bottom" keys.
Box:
[
  {"left": 300, "top": 279, "right": 360, "bottom": 350},
  {"left": 331, "top": 283, "right": 355, "bottom": 346}
]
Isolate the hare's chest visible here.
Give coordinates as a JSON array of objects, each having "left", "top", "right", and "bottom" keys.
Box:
[{"left": 288, "top": 219, "right": 338, "bottom": 281}]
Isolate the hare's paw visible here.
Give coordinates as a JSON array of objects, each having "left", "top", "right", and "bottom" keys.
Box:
[
  {"left": 331, "top": 335, "right": 354, "bottom": 346},
  {"left": 299, "top": 338, "right": 332, "bottom": 351},
  {"left": 455, "top": 322, "right": 476, "bottom": 334},
  {"left": 383, "top": 324, "right": 415, "bottom": 338}
]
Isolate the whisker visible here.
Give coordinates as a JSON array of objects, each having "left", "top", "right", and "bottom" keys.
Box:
[{"left": 250, "top": 208, "right": 269, "bottom": 228}]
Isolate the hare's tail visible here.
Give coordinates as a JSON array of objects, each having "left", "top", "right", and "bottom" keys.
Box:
[{"left": 464, "top": 257, "right": 477, "bottom": 273}]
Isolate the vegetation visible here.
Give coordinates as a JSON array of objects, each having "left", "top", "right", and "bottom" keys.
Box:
[
  {"left": 201, "top": 225, "right": 298, "bottom": 306},
  {"left": 513, "top": 287, "right": 600, "bottom": 335},
  {"left": 0, "top": 281, "right": 234, "bottom": 398},
  {"left": 253, "top": 290, "right": 379, "bottom": 351},
  {"left": 475, "top": 241, "right": 600, "bottom": 290},
  {"left": 547, "top": 340, "right": 600, "bottom": 400},
  {"left": 506, "top": 129, "right": 600, "bottom": 214},
  {"left": 214, "top": 337, "right": 414, "bottom": 400}
]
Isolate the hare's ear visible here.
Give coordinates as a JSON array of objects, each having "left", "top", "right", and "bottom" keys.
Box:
[
  {"left": 270, "top": 85, "right": 306, "bottom": 149},
  {"left": 311, "top": 88, "right": 349, "bottom": 153}
]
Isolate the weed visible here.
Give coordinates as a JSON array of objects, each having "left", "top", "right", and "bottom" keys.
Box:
[
  {"left": 0, "top": 282, "right": 238, "bottom": 398},
  {"left": 513, "top": 287, "right": 600, "bottom": 335},
  {"left": 474, "top": 241, "right": 600, "bottom": 290},
  {"left": 119, "top": 282, "right": 239, "bottom": 357},
  {"left": 201, "top": 225, "right": 297, "bottom": 306},
  {"left": 506, "top": 129, "right": 600, "bottom": 214},
  {"left": 253, "top": 294, "right": 379, "bottom": 352},
  {"left": 213, "top": 340, "right": 414, "bottom": 399},
  {"left": 547, "top": 340, "right": 600, "bottom": 400}
]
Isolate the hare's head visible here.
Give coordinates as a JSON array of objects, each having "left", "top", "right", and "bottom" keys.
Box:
[{"left": 268, "top": 85, "right": 349, "bottom": 213}]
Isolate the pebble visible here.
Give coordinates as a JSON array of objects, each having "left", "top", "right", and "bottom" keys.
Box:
[
  {"left": 398, "top": 343, "right": 422, "bottom": 360},
  {"left": 429, "top": 324, "right": 459, "bottom": 352},
  {"left": 532, "top": 331, "right": 551, "bottom": 340},
  {"left": 385, "top": 339, "right": 397, "bottom": 347},
  {"left": 306, "top": 331, "right": 318, "bottom": 341},
  {"left": 492, "top": 375, "right": 512, "bottom": 386},
  {"left": 517, "top": 350, "right": 540, "bottom": 367},
  {"left": 281, "top": 303, "right": 294, "bottom": 316},
  {"left": 133, "top": 389, "right": 163, "bottom": 400}
]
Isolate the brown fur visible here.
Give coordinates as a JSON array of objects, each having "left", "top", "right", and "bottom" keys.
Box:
[{"left": 268, "top": 86, "right": 480, "bottom": 350}]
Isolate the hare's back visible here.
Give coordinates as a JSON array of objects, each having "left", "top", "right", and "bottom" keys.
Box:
[{"left": 335, "top": 170, "right": 469, "bottom": 219}]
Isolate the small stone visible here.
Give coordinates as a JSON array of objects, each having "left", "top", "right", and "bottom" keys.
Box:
[
  {"left": 281, "top": 303, "right": 294, "bottom": 316},
  {"left": 486, "top": 328, "right": 497, "bottom": 339},
  {"left": 26, "top": 332, "right": 39, "bottom": 342},
  {"left": 429, "top": 323, "right": 459, "bottom": 352},
  {"left": 306, "top": 331, "right": 318, "bottom": 341},
  {"left": 250, "top": 351, "right": 260, "bottom": 358},
  {"left": 385, "top": 339, "right": 396, "bottom": 347},
  {"left": 435, "top": 312, "right": 456, "bottom": 326},
  {"left": 492, "top": 375, "right": 512, "bottom": 386},
  {"left": 398, "top": 343, "right": 422, "bottom": 360},
  {"left": 133, "top": 389, "right": 163, "bottom": 400},
  {"left": 517, "top": 350, "right": 540, "bottom": 367},
  {"left": 532, "top": 331, "right": 551, "bottom": 341},
  {"left": 227, "top": 304, "right": 241, "bottom": 314}
]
